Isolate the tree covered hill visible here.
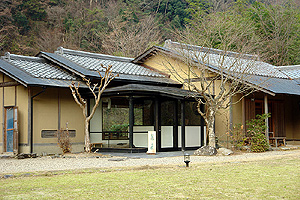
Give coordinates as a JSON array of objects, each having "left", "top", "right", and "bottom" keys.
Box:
[{"left": 0, "top": 0, "right": 299, "bottom": 66}]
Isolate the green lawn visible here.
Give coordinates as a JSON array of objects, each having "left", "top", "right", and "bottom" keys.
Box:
[{"left": 1, "top": 157, "right": 299, "bottom": 199}]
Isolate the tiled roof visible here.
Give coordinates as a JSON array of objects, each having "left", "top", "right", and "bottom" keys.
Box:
[
  {"left": 55, "top": 47, "right": 165, "bottom": 77},
  {"left": 0, "top": 53, "right": 83, "bottom": 88},
  {"left": 104, "top": 84, "right": 201, "bottom": 99},
  {"left": 275, "top": 65, "right": 300, "bottom": 79},
  {"left": 247, "top": 75, "right": 300, "bottom": 96},
  {"left": 2, "top": 53, "right": 76, "bottom": 80},
  {"left": 133, "top": 40, "right": 300, "bottom": 95},
  {"left": 40, "top": 51, "right": 179, "bottom": 86},
  {"left": 163, "top": 40, "right": 288, "bottom": 79}
]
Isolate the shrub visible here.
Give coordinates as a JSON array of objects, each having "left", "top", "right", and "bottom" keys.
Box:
[
  {"left": 245, "top": 113, "right": 270, "bottom": 152},
  {"left": 57, "top": 128, "right": 71, "bottom": 154},
  {"left": 228, "top": 123, "right": 245, "bottom": 149}
]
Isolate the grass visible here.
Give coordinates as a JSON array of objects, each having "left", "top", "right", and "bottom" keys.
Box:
[{"left": 0, "top": 156, "right": 299, "bottom": 199}]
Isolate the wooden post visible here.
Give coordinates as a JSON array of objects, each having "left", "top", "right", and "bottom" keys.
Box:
[
  {"left": 242, "top": 97, "right": 246, "bottom": 133},
  {"left": 173, "top": 100, "right": 178, "bottom": 150},
  {"left": 264, "top": 94, "right": 269, "bottom": 142},
  {"left": 229, "top": 97, "right": 233, "bottom": 132},
  {"left": 154, "top": 98, "right": 161, "bottom": 152},
  {"left": 181, "top": 100, "right": 186, "bottom": 151},
  {"left": 129, "top": 96, "right": 134, "bottom": 148}
]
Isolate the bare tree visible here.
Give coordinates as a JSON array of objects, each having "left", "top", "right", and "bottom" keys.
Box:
[
  {"left": 161, "top": 13, "right": 268, "bottom": 148},
  {"left": 69, "top": 65, "right": 117, "bottom": 152},
  {"left": 101, "top": 15, "right": 162, "bottom": 57}
]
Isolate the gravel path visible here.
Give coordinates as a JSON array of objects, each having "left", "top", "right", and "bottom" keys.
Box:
[{"left": 1, "top": 150, "right": 300, "bottom": 174}]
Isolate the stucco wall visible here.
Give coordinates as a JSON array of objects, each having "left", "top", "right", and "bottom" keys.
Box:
[
  {"left": 32, "top": 87, "right": 85, "bottom": 154},
  {"left": 17, "top": 85, "right": 29, "bottom": 153}
]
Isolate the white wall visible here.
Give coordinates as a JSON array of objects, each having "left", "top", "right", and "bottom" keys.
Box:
[
  {"left": 161, "top": 126, "right": 173, "bottom": 148},
  {"left": 90, "top": 99, "right": 103, "bottom": 143},
  {"left": 133, "top": 126, "right": 154, "bottom": 147},
  {"left": 178, "top": 126, "right": 206, "bottom": 147}
]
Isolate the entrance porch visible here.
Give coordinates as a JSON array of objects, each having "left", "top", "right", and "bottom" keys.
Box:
[{"left": 89, "top": 84, "right": 206, "bottom": 152}]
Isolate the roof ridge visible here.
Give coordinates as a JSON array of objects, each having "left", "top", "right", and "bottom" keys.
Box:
[
  {"left": 164, "top": 40, "right": 259, "bottom": 60},
  {"left": 275, "top": 65, "right": 300, "bottom": 70},
  {"left": 2, "top": 52, "right": 45, "bottom": 62},
  {"left": 55, "top": 47, "right": 134, "bottom": 63}
]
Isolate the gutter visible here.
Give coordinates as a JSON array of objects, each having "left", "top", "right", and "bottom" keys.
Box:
[{"left": 30, "top": 87, "right": 47, "bottom": 153}]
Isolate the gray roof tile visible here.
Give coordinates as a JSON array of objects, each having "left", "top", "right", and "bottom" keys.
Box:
[
  {"left": 163, "top": 41, "right": 288, "bottom": 79},
  {"left": 3, "top": 53, "right": 76, "bottom": 80},
  {"left": 134, "top": 41, "right": 300, "bottom": 95},
  {"left": 0, "top": 53, "right": 84, "bottom": 88},
  {"left": 104, "top": 84, "right": 201, "bottom": 99},
  {"left": 40, "top": 51, "right": 179, "bottom": 86},
  {"left": 275, "top": 65, "right": 300, "bottom": 79},
  {"left": 55, "top": 47, "right": 165, "bottom": 78}
]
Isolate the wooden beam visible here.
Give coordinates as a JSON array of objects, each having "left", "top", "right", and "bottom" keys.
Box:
[{"left": 0, "top": 81, "right": 20, "bottom": 87}]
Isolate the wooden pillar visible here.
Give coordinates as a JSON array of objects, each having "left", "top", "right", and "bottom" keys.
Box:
[
  {"left": 154, "top": 98, "right": 161, "bottom": 152},
  {"left": 264, "top": 94, "right": 269, "bottom": 141},
  {"left": 229, "top": 97, "right": 233, "bottom": 132},
  {"left": 242, "top": 97, "right": 246, "bottom": 134},
  {"left": 173, "top": 100, "right": 178, "bottom": 150},
  {"left": 181, "top": 100, "right": 186, "bottom": 151},
  {"left": 129, "top": 96, "right": 134, "bottom": 148}
]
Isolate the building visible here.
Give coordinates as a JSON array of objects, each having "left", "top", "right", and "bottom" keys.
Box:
[
  {"left": 0, "top": 47, "right": 204, "bottom": 154},
  {"left": 1, "top": 41, "right": 299, "bottom": 154},
  {"left": 134, "top": 40, "right": 300, "bottom": 147}
]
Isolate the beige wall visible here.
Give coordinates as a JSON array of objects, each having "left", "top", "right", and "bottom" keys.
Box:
[
  {"left": 17, "top": 85, "right": 29, "bottom": 153},
  {"left": 32, "top": 87, "right": 84, "bottom": 154}
]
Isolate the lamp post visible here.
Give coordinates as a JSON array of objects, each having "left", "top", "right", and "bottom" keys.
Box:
[{"left": 184, "top": 152, "right": 190, "bottom": 167}]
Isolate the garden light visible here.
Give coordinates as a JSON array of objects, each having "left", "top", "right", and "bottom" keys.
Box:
[{"left": 184, "top": 152, "right": 190, "bottom": 167}]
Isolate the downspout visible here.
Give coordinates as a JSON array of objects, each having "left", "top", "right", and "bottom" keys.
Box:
[{"left": 30, "top": 87, "right": 47, "bottom": 153}]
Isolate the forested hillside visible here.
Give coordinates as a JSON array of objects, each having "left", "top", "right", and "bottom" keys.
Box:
[{"left": 0, "top": 0, "right": 299, "bottom": 66}]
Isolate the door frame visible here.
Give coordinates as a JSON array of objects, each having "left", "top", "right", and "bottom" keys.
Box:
[{"left": 3, "top": 106, "right": 18, "bottom": 154}]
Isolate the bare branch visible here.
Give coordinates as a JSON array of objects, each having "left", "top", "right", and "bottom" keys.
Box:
[{"left": 69, "top": 65, "right": 117, "bottom": 152}]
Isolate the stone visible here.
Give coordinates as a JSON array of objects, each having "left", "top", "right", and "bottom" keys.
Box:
[
  {"left": 0, "top": 155, "right": 12, "bottom": 159},
  {"left": 240, "top": 146, "right": 251, "bottom": 151},
  {"left": 217, "top": 148, "right": 233, "bottom": 156},
  {"left": 3, "top": 174, "right": 13, "bottom": 179},
  {"left": 16, "top": 153, "right": 26, "bottom": 159},
  {"left": 194, "top": 146, "right": 217, "bottom": 156}
]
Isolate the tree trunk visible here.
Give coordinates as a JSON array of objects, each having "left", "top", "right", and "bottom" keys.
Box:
[
  {"left": 84, "top": 119, "right": 91, "bottom": 152},
  {"left": 207, "top": 108, "right": 216, "bottom": 148}
]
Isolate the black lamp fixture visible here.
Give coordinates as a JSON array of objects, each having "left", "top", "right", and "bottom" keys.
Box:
[{"left": 184, "top": 152, "right": 190, "bottom": 167}]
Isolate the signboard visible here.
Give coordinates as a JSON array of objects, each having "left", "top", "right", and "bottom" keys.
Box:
[{"left": 147, "top": 131, "right": 156, "bottom": 155}]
